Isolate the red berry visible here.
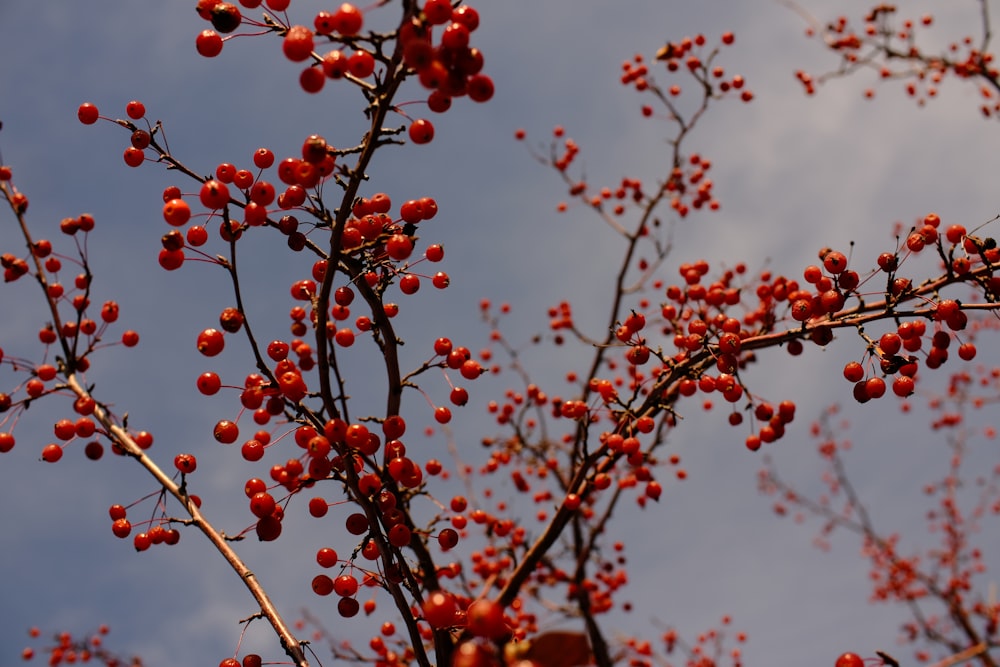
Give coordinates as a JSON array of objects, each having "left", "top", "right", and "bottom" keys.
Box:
[
  {"left": 196, "top": 0, "right": 220, "bottom": 19},
  {"left": 331, "top": 3, "right": 363, "bottom": 35},
  {"left": 322, "top": 50, "right": 350, "bottom": 78},
  {"left": 174, "top": 453, "right": 198, "bottom": 473},
  {"left": 452, "top": 6, "right": 479, "bottom": 30},
  {"left": 312, "top": 574, "right": 334, "bottom": 596},
  {"left": 348, "top": 50, "right": 375, "bottom": 78},
  {"left": 945, "top": 224, "right": 966, "bottom": 244},
  {"left": 422, "top": 591, "right": 458, "bottom": 629},
  {"left": 466, "top": 599, "right": 507, "bottom": 639},
  {"left": 126, "top": 100, "right": 146, "bottom": 119},
  {"left": 249, "top": 491, "right": 276, "bottom": 518},
  {"left": 334, "top": 328, "right": 355, "bottom": 346},
  {"left": 467, "top": 74, "right": 495, "bottom": 102},
  {"left": 187, "top": 226, "right": 208, "bottom": 246},
  {"left": 382, "top": 415, "right": 406, "bottom": 439},
  {"left": 386, "top": 234, "right": 414, "bottom": 260},
  {"left": 316, "top": 547, "right": 338, "bottom": 567},
  {"left": 438, "top": 528, "right": 459, "bottom": 550},
  {"left": 450, "top": 387, "right": 469, "bottom": 406},
  {"left": 423, "top": 0, "right": 453, "bottom": 24},
  {"left": 835, "top": 654, "right": 864, "bottom": 667},
  {"left": 134, "top": 431, "right": 154, "bottom": 449},
  {"left": 409, "top": 119, "right": 435, "bottom": 144},
  {"left": 163, "top": 199, "right": 191, "bottom": 226},
  {"left": 400, "top": 274, "right": 420, "bottom": 294},
  {"left": 241, "top": 439, "right": 265, "bottom": 461},
  {"left": 131, "top": 130, "right": 151, "bottom": 149},
  {"left": 434, "top": 337, "right": 453, "bottom": 356},
  {"left": 283, "top": 25, "right": 315, "bottom": 62},
  {"left": 338, "top": 597, "right": 360, "bottom": 617},
  {"left": 200, "top": 180, "right": 231, "bottom": 210},
  {"left": 196, "top": 30, "right": 224, "bottom": 57},
  {"left": 197, "top": 328, "right": 225, "bottom": 356},
  {"left": 388, "top": 523, "right": 412, "bottom": 547},
  {"left": 345, "top": 512, "right": 369, "bottom": 534},
  {"left": 123, "top": 147, "right": 145, "bottom": 167},
  {"left": 253, "top": 147, "right": 275, "bottom": 169},
  {"left": 891, "top": 374, "right": 914, "bottom": 396},
  {"left": 41, "top": 443, "right": 63, "bottom": 463},
  {"left": 333, "top": 573, "right": 359, "bottom": 596},
  {"left": 219, "top": 307, "right": 245, "bottom": 333},
  {"left": 255, "top": 515, "right": 282, "bottom": 541},
  {"left": 865, "top": 376, "right": 886, "bottom": 399},
  {"left": 77, "top": 103, "right": 100, "bottom": 125},
  {"left": 214, "top": 419, "right": 240, "bottom": 444},
  {"left": 111, "top": 518, "right": 132, "bottom": 538},
  {"left": 309, "top": 497, "right": 329, "bottom": 517},
  {"left": 441, "top": 22, "right": 470, "bottom": 50},
  {"left": 460, "top": 359, "right": 482, "bottom": 380},
  {"left": 790, "top": 299, "right": 812, "bottom": 321},
  {"left": 878, "top": 332, "right": 901, "bottom": 355},
  {"left": 426, "top": 244, "right": 445, "bottom": 262},
  {"left": 210, "top": 3, "right": 242, "bottom": 33}
]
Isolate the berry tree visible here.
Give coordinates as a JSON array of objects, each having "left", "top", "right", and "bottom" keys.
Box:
[{"left": 1, "top": 2, "right": 999, "bottom": 667}]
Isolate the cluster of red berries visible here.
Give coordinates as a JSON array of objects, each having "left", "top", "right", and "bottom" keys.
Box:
[
  {"left": 538, "top": 134, "right": 718, "bottom": 219},
  {"left": 0, "top": 152, "right": 141, "bottom": 459},
  {"left": 147, "top": 129, "right": 450, "bottom": 274},
  {"left": 191, "top": 0, "right": 494, "bottom": 139},
  {"left": 503, "top": 206, "right": 991, "bottom": 462},
  {"left": 78, "top": 100, "right": 150, "bottom": 169},
  {"left": 223, "top": 379, "right": 478, "bottom": 541},
  {"left": 393, "top": 1, "right": 494, "bottom": 144},
  {"left": 21, "top": 626, "right": 119, "bottom": 666},
  {"left": 799, "top": 7, "right": 1000, "bottom": 111},
  {"left": 644, "top": 31, "right": 752, "bottom": 101},
  {"left": 403, "top": 2, "right": 493, "bottom": 105},
  {"left": 664, "top": 152, "right": 718, "bottom": 217},
  {"left": 419, "top": 595, "right": 509, "bottom": 639},
  {"left": 108, "top": 502, "right": 183, "bottom": 552},
  {"left": 310, "top": 545, "right": 378, "bottom": 618}
]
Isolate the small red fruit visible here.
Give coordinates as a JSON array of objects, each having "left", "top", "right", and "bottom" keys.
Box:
[
  {"left": 199, "top": 180, "right": 230, "bottom": 210},
  {"left": 41, "top": 443, "right": 63, "bottom": 463},
  {"left": 197, "top": 328, "right": 225, "bottom": 356},
  {"left": 78, "top": 103, "right": 100, "bottom": 124},
  {"left": 283, "top": 25, "right": 315, "bottom": 62},
  {"left": 834, "top": 653, "right": 864, "bottom": 667},
  {"left": 466, "top": 599, "right": 507, "bottom": 639},
  {"left": 174, "top": 453, "right": 198, "bottom": 473},
  {"left": 331, "top": 3, "right": 363, "bottom": 35},
  {"left": 408, "top": 119, "right": 435, "bottom": 144},
  {"left": 214, "top": 419, "right": 240, "bottom": 444},
  {"left": 422, "top": 591, "right": 458, "bottom": 629},
  {"left": 196, "top": 30, "right": 224, "bottom": 57}
]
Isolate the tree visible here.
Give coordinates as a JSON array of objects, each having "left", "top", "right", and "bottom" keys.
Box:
[{"left": 1, "top": 1, "right": 998, "bottom": 667}]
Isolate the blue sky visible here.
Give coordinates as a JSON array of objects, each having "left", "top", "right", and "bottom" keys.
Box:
[{"left": 1, "top": 2, "right": 999, "bottom": 666}]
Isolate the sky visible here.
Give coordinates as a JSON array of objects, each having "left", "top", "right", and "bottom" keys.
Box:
[{"left": 1, "top": 1, "right": 999, "bottom": 666}]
